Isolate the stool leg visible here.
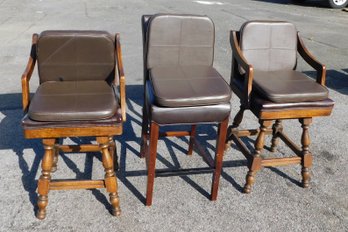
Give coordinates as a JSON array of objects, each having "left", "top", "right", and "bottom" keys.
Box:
[
  {"left": 146, "top": 122, "right": 159, "bottom": 206},
  {"left": 140, "top": 105, "right": 149, "bottom": 158},
  {"left": 243, "top": 120, "right": 272, "bottom": 194},
  {"left": 270, "top": 120, "right": 283, "bottom": 152},
  {"left": 299, "top": 118, "right": 313, "bottom": 188},
  {"left": 51, "top": 138, "right": 60, "bottom": 173},
  {"left": 108, "top": 137, "right": 119, "bottom": 171},
  {"left": 98, "top": 137, "right": 121, "bottom": 216},
  {"left": 187, "top": 125, "right": 196, "bottom": 155},
  {"left": 225, "top": 105, "right": 244, "bottom": 150},
  {"left": 36, "top": 139, "right": 55, "bottom": 220},
  {"left": 211, "top": 118, "right": 229, "bottom": 200}
]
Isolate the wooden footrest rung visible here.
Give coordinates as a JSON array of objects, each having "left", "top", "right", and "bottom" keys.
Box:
[
  {"left": 58, "top": 145, "right": 101, "bottom": 153},
  {"left": 159, "top": 131, "right": 191, "bottom": 137},
  {"left": 262, "top": 157, "right": 301, "bottom": 167},
  {"left": 232, "top": 128, "right": 273, "bottom": 137},
  {"left": 49, "top": 179, "right": 105, "bottom": 190}
]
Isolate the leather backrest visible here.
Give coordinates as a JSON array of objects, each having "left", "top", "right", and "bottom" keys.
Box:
[
  {"left": 142, "top": 15, "right": 152, "bottom": 82},
  {"left": 240, "top": 21, "right": 297, "bottom": 72},
  {"left": 37, "top": 30, "right": 115, "bottom": 83},
  {"left": 145, "top": 14, "right": 215, "bottom": 69}
]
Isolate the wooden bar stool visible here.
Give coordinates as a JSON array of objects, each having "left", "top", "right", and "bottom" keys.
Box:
[
  {"left": 140, "top": 14, "right": 232, "bottom": 206},
  {"left": 21, "top": 31, "right": 126, "bottom": 219},
  {"left": 226, "top": 21, "right": 334, "bottom": 193}
]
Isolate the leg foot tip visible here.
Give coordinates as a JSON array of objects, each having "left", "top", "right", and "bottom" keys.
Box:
[
  {"left": 243, "top": 186, "right": 251, "bottom": 194},
  {"left": 302, "top": 182, "right": 310, "bottom": 188},
  {"left": 112, "top": 208, "right": 121, "bottom": 217},
  {"left": 36, "top": 212, "right": 46, "bottom": 220}
]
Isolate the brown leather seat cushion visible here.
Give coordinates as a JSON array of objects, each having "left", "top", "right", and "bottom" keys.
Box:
[
  {"left": 253, "top": 70, "right": 329, "bottom": 103},
  {"left": 149, "top": 66, "right": 231, "bottom": 107},
  {"left": 146, "top": 81, "right": 231, "bottom": 125},
  {"left": 28, "top": 81, "right": 118, "bottom": 121}
]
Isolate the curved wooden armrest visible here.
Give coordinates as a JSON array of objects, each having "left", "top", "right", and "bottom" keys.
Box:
[
  {"left": 115, "top": 33, "right": 126, "bottom": 122},
  {"left": 230, "top": 30, "right": 254, "bottom": 107},
  {"left": 297, "top": 33, "right": 326, "bottom": 86},
  {"left": 21, "top": 34, "right": 38, "bottom": 112}
]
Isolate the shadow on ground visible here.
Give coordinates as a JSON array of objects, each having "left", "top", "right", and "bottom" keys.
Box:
[
  {"left": 253, "top": 0, "right": 330, "bottom": 8},
  {"left": 0, "top": 85, "right": 245, "bottom": 214},
  {"left": 304, "top": 69, "right": 348, "bottom": 95}
]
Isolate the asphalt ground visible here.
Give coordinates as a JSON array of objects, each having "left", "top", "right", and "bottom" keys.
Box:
[{"left": 0, "top": 0, "right": 347, "bottom": 231}]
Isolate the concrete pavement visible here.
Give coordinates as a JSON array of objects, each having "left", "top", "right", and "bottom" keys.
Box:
[{"left": 0, "top": 0, "right": 347, "bottom": 231}]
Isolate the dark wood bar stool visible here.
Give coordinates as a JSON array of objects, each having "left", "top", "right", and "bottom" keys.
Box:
[
  {"left": 140, "top": 14, "right": 232, "bottom": 206},
  {"left": 226, "top": 21, "right": 334, "bottom": 193},
  {"left": 21, "top": 31, "right": 126, "bottom": 219}
]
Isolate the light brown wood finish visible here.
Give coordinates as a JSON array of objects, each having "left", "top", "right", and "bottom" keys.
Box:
[
  {"left": 22, "top": 33, "right": 126, "bottom": 219},
  {"left": 36, "top": 139, "right": 55, "bottom": 220},
  {"left": 227, "top": 29, "right": 334, "bottom": 194},
  {"left": 23, "top": 125, "right": 123, "bottom": 139},
  {"left": 21, "top": 34, "right": 38, "bottom": 112},
  {"left": 115, "top": 33, "right": 126, "bottom": 121}
]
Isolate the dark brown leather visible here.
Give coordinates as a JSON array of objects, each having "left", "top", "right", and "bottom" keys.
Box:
[
  {"left": 143, "top": 14, "right": 231, "bottom": 125},
  {"left": 240, "top": 21, "right": 297, "bottom": 72},
  {"left": 146, "top": 81, "right": 230, "bottom": 125},
  {"left": 22, "top": 110, "right": 122, "bottom": 129},
  {"left": 146, "top": 14, "right": 214, "bottom": 69},
  {"left": 253, "top": 70, "right": 328, "bottom": 103},
  {"left": 37, "top": 30, "right": 115, "bottom": 83},
  {"left": 28, "top": 81, "right": 118, "bottom": 121},
  {"left": 251, "top": 96, "right": 334, "bottom": 111},
  {"left": 149, "top": 66, "right": 231, "bottom": 107}
]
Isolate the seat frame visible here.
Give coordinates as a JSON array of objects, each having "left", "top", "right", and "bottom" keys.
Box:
[
  {"left": 21, "top": 33, "right": 126, "bottom": 219},
  {"left": 139, "top": 14, "right": 230, "bottom": 206},
  {"left": 226, "top": 30, "right": 334, "bottom": 193}
]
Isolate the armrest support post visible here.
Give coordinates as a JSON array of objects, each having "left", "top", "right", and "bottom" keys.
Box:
[{"left": 115, "top": 33, "right": 126, "bottom": 121}]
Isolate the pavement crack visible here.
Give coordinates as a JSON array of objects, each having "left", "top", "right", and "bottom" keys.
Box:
[
  {"left": 302, "top": 36, "right": 340, "bottom": 49},
  {"left": 220, "top": 9, "right": 249, "bottom": 21}
]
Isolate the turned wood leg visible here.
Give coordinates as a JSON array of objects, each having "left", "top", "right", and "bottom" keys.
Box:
[
  {"left": 146, "top": 122, "right": 159, "bottom": 206},
  {"left": 270, "top": 120, "right": 283, "bottom": 152},
  {"left": 225, "top": 105, "right": 245, "bottom": 150},
  {"left": 36, "top": 139, "right": 55, "bottom": 220},
  {"left": 299, "top": 118, "right": 313, "bottom": 188},
  {"left": 51, "top": 138, "right": 60, "bottom": 173},
  {"left": 243, "top": 120, "right": 272, "bottom": 194},
  {"left": 211, "top": 118, "right": 229, "bottom": 201},
  {"left": 140, "top": 105, "right": 149, "bottom": 158},
  {"left": 98, "top": 137, "right": 121, "bottom": 216},
  {"left": 108, "top": 137, "right": 119, "bottom": 171},
  {"left": 187, "top": 125, "right": 196, "bottom": 155}
]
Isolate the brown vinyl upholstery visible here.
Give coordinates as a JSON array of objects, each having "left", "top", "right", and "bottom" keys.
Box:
[
  {"left": 37, "top": 30, "right": 115, "bottom": 83},
  {"left": 146, "top": 81, "right": 231, "bottom": 125},
  {"left": 227, "top": 20, "right": 334, "bottom": 194},
  {"left": 21, "top": 30, "right": 125, "bottom": 219},
  {"left": 149, "top": 66, "right": 231, "bottom": 107},
  {"left": 141, "top": 14, "right": 231, "bottom": 206},
  {"left": 146, "top": 14, "right": 214, "bottom": 68},
  {"left": 240, "top": 21, "right": 297, "bottom": 72},
  {"left": 237, "top": 21, "right": 329, "bottom": 103},
  {"left": 28, "top": 81, "right": 118, "bottom": 121}
]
